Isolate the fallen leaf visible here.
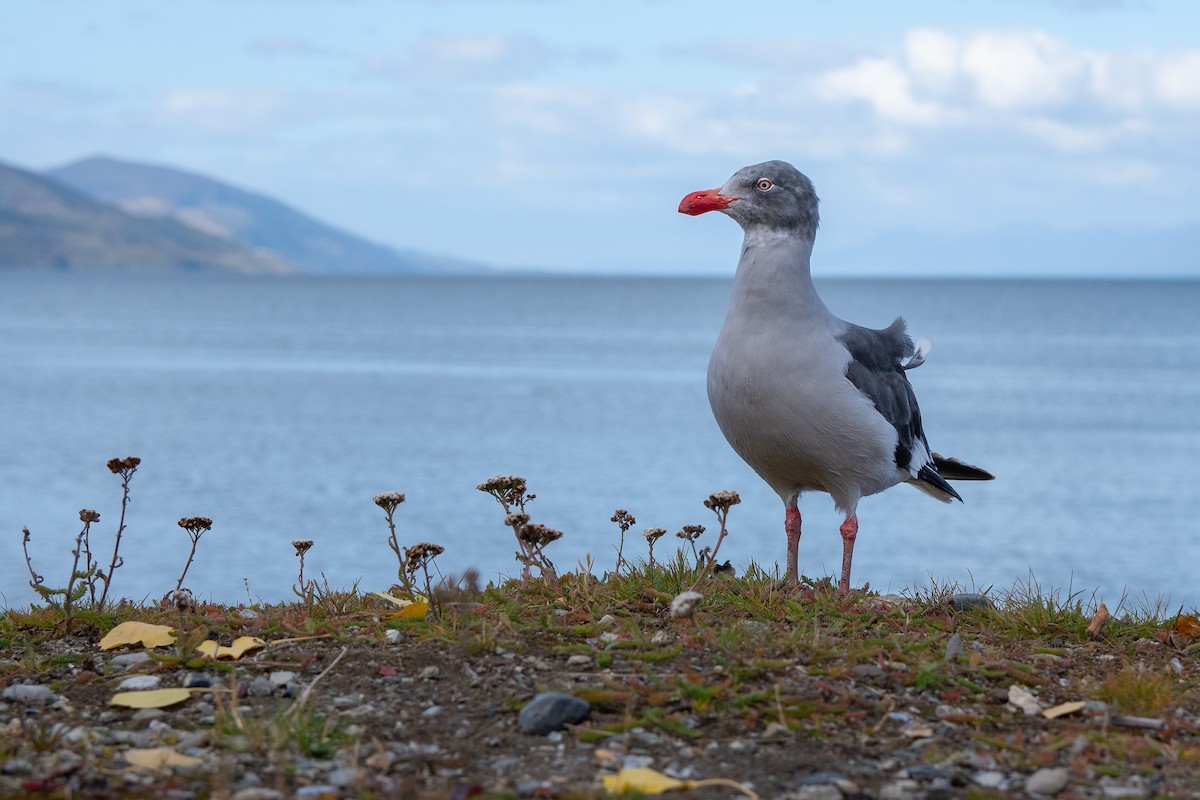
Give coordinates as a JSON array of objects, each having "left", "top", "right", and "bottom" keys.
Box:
[
  {"left": 602, "top": 768, "right": 686, "bottom": 794},
  {"left": 1042, "top": 700, "right": 1087, "bottom": 719},
  {"left": 195, "top": 636, "right": 266, "bottom": 660},
  {"left": 602, "top": 768, "right": 761, "bottom": 799},
  {"left": 1175, "top": 614, "right": 1200, "bottom": 640},
  {"left": 367, "top": 591, "right": 429, "bottom": 618},
  {"left": 1086, "top": 603, "right": 1110, "bottom": 637},
  {"left": 110, "top": 688, "right": 192, "bottom": 709},
  {"left": 379, "top": 665, "right": 398, "bottom": 677},
  {"left": 99, "top": 621, "right": 176, "bottom": 650},
  {"left": 124, "top": 747, "right": 203, "bottom": 769}
]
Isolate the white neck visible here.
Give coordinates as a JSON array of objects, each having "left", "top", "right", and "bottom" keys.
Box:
[{"left": 728, "top": 227, "right": 830, "bottom": 321}]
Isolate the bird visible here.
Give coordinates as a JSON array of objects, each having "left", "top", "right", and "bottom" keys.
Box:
[{"left": 678, "top": 160, "right": 993, "bottom": 595}]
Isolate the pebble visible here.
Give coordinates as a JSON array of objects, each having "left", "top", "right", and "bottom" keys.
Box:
[
  {"left": 566, "top": 654, "right": 592, "bottom": 667},
  {"left": 231, "top": 790, "right": 284, "bottom": 800},
  {"left": 110, "top": 652, "right": 152, "bottom": 671},
  {"left": 948, "top": 593, "right": 993, "bottom": 611},
  {"left": 422, "top": 705, "right": 443, "bottom": 718},
  {"left": 247, "top": 676, "right": 275, "bottom": 697},
  {"left": 790, "top": 785, "right": 843, "bottom": 800},
  {"left": 268, "top": 671, "right": 295, "bottom": 687},
  {"left": 878, "top": 778, "right": 921, "bottom": 800},
  {"left": 117, "top": 675, "right": 162, "bottom": 691},
  {"left": 597, "top": 614, "right": 617, "bottom": 627},
  {"left": 943, "top": 632, "right": 965, "bottom": 660},
  {"left": 2, "top": 684, "right": 58, "bottom": 704},
  {"left": 183, "top": 672, "right": 212, "bottom": 688},
  {"left": 1102, "top": 785, "right": 1148, "bottom": 799},
  {"left": 328, "top": 766, "right": 362, "bottom": 787},
  {"left": 649, "top": 630, "right": 674, "bottom": 646},
  {"left": 1025, "top": 767, "right": 1070, "bottom": 795},
  {"left": 418, "top": 666, "right": 440, "bottom": 680},
  {"left": 384, "top": 629, "right": 403, "bottom": 644},
  {"left": 518, "top": 692, "right": 590, "bottom": 735},
  {"left": 294, "top": 786, "right": 338, "bottom": 800},
  {"left": 972, "top": 772, "right": 1006, "bottom": 789}
]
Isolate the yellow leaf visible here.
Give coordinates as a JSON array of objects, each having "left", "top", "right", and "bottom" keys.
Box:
[
  {"left": 195, "top": 636, "right": 267, "bottom": 660},
  {"left": 602, "top": 768, "right": 686, "bottom": 794},
  {"left": 1042, "top": 701, "right": 1087, "bottom": 719},
  {"left": 110, "top": 688, "right": 192, "bottom": 709},
  {"left": 367, "top": 591, "right": 429, "bottom": 618},
  {"left": 99, "top": 621, "right": 176, "bottom": 650},
  {"left": 124, "top": 747, "right": 204, "bottom": 769},
  {"left": 1176, "top": 614, "right": 1200, "bottom": 640}
]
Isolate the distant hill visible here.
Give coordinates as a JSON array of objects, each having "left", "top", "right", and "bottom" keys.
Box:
[
  {"left": 0, "top": 161, "right": 296, "bottom": 273},
  {"left": 48, "top": 156, "right": 484, "bottom": 275}
]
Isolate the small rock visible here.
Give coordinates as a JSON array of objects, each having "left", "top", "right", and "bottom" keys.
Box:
[
  {"left": 1101, "top": 785, "right": 1147, "bottom": 799},
  {"left": 384, "top": 629, "right": 402, "bottom": 644},
  {"left": 183, "top": 672, "right": 212, "bottom": 688},
  {"left": 247, "top": 676, "right": 275, "bottom": 697},
  {"left": 1025, "top": 767, "right": 1070, "bottom": 795},
  {"left": 418, "top": 666, "right": 440, "bottom": 680},
  {"left": 231, "top": 790, "right": 284, "bottom": 800},
  {"left": 598, "top": 631, "right": 619, "bottom": 644},
  {"left": 1008, "top": 684, "right": 1042, "bottom": 715},
  {"left": 566, "top": 654, "right": 592, "bottom": 667},
  {"left": 518, "top": 692, "right": 590, "bottom": 735},
  {"left": 331, "top": 693, "right": 363, "bottom": 709},
  {"left": 761, "top": 721, "right": 792, "bottom": 741},
  {"left": 111, "top": 652, "right": 152, "bottom": 671},
  {"left": 737, "top": 620, "right": 768, "bottom": 636},
  {"left": 268, "top": 671, "right": 295, "bottom": 687},
  {"left": 294, "top": 786, "right": 338, "bottom": 800},
  {"left": 238, "top": 609, "right": 260, "bottom": 620},
  {"left": 649, "top": 630, "right": 674, "bottom": 646},
  {"left": 879, "top": 779, "right": 921, "bottom": 800},
  {"left": 2, "top": 685, "right": 58, "bottom": 704},
  {"left": 422, "top": 705, "right": 443, "bottom": 718},
  {"left": 852, "top": 664, "right": 885, "bottom": 679},
  {"left": 597, "top": 614, "right": 617, "bottom": 628},
  {"left": 669, "top": 591, "right": 703, "bottom": 619},
  {"left": 328, "top": 767, "right": 362, "bottom": 788},
  {"left": 117, "top": 675, "right": 162, "bottom": 691},
  {"left": 1169, "top": 657, "right": 1184, "bottom": 675},
  {"left": 949, "top": 593, "right": 993, "bottom": 611},
  {"left": 1, "top": 758, "right": 31, "bottom": 776},
  {"left": 790, "top": 786, "right": 843, "bottom": 800},
  {"left": 943, "top": 632, "right": 965, "bottom": 660},
  {"left": 796, "top": 772, "right": 848, "bottom": 786},
  {"left": 972, "top": 771, "right": 1006, "bottom": 789}
]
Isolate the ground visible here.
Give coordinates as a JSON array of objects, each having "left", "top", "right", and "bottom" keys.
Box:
[{"left": 1, "top": 572, "right": 1198, "bottom": 799}]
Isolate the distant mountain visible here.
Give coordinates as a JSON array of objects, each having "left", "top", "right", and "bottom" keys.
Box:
[
  {"left": 0, "top": 161, "right": 296, "bottom": 273},
  {"left": 822, "top": 221, "right": 1200, "bottom": 277},
  {"left": 48, "top": 156, "right": 484, "bottom": 275}
]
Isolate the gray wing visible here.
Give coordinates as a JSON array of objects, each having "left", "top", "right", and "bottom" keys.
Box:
[{"left": 838, "top": 318, "right": 961, "bottom": 500}]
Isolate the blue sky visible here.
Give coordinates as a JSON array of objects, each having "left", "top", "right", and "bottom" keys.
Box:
[{"left": 2, "top": 0, "right": 1199, "bottom": 274}]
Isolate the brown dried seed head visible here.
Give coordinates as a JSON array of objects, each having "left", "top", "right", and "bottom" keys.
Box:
[
  {"left": 477, "top": 475, "right": 527, "bottom": 495},
  {"left": 373, "top": 491, "right": 406, "bottom": 510},
  {"left": 292, "top": 539, "right": 314, "bottom": 556},
  {"left": 178, "top": 517, "right": 213, "bottom": 532},
  {"left": 610, "top": 509, "right": 636, "bottom": 532},
  {"left": 504, "top": 512, "right": 530, "bottom": 528},
  {"left": 518, "top": 523, "right": 562, "bottom": 547},
  {"left": 704, "top": 490, "right": 742, "bottom": 511},
  {"left": 107, "top": 456, "right": 141, "bottom": 474},
  {"left": 404, "top": 542, "right": 446, "bottom": 562},
  {"left": 677, "top": 524, "right": 705, "bottom": 541},
  {"left": 79, "top": 509, "right": 101, "bottom": 523},
  {"left": 643, "top": 527, "right": 666, "bottom": 543}
]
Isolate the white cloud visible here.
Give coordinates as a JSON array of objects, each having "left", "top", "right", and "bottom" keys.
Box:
[
  {"left": 1155, "top": 52, "right": 1200, "bottom": 109},
  {"left": 366, "top": 33, "right": 556, "bottom": 84},
  {"left": 814, "top": 56, "right": 960, "bottom": 127},
  {"left": 959, "top": 31, "right": 1086, "bottom": 110}
]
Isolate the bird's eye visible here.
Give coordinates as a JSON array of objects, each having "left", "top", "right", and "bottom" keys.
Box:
[{"left": 756, "top": 178, "right": 773, "bottom": 191}]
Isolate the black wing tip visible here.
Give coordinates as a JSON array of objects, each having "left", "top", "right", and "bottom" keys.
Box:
[
  {"left": 931, "top": 453, "right": 995, "bottom": 481},
  {"left": 917, "top": 464, "right": 963, "bottom": 502}
]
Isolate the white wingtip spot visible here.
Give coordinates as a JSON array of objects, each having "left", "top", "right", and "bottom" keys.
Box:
[{"left": 904, "top": 338, "right": 932, "bottom": 370}]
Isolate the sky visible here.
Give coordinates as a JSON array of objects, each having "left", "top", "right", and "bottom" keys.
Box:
[{"left": 2, "top": 0, "right": 1199, "bottom": 275}]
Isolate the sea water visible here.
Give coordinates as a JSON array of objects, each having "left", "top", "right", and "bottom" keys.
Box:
[{"left": 1, "top": 272, "right": 1197, "bottom": 610}]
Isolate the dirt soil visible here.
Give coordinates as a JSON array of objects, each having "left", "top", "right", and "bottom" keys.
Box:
[{"left": 2, "top": 594, "right": 1199, "bottom": 799}]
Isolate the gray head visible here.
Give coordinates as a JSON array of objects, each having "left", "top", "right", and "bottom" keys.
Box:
[{"left": 679, "top": 160, "right": 820, "bottom": 240}]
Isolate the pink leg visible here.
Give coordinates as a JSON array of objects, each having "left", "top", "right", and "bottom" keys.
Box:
[
  {"left": 784, "top": 504, "right": 801, "bottom": 584},
  {"left": 837, "top": 514, "right": 858, "bottom": 596}
]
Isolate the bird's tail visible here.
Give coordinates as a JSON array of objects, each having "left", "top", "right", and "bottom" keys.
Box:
[{"left": 931, "top": 453, "right": 995, "bottom": 481}]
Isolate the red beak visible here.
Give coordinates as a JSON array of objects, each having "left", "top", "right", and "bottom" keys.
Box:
[{"left": 678, "top": 188, "right": 737, "bottom": 216}]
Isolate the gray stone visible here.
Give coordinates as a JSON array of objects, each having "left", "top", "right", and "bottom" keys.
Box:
[
  {"left": 117, "top": 675, "right": 162, "bottom": 691},
  {"left": 231, "top": 790, "right": 283, "bottom": 800},
  {"left": 2, "top": 684, "right": 58, "bottom": 704},
  {"left": 110, "top": 652, "right": 152, "bottom": 671},
  {"left": 796, "top": 772, "right": 848, "bottom": 786},
  {"left": 949, "top": 593, "right": 993, "bottom": 611},
  {"left": 422, "top": 705, "right": 443, "bottom": 717},
  {"left": 878, "top": 779, "right": 921, "bottom": 800},
  {"left": 791, "top": 786, "right": 843, "bottom": 800},
  {"left": 566, "top": 654, "right": 592, "bottom": 667},
  {"left": 268, "top": 671, "right": 296, "bottom": 686},
  {"left": 943, "top": 632, "right": 965, "bottom": 660},
  {"left": 294, "top": 786, "right": 338, "bottom": 800},
  {"left": 1025, "top": 767, "right": 1070, "bottom": 795},
  {"left": 183, "top": 672, "right": 212, "bottom": 688},
  {"left": 384, "top": 629, "right": 403, "bottom": 644},
  {"left": 247, "top": 676, "right": 275, "bottom": 697},
  {"left": 328, "top": 767, "right": 362, "bottom": 787},
  {"left": 518, "top": 692, "right": 590, "bottom": 735},
  {"left": 418, "top": 666, "right": 440, "bottom": 680},
  {"left": 1101, "top": 786, "right": 1147, "bottom": 799}
]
